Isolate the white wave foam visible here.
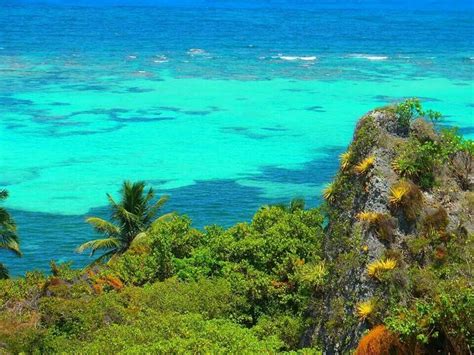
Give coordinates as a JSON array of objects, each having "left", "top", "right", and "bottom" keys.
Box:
[
  {"left": 349, "top": 53, "right": 388, "bottom": 61},
  {"left": 153, "top": 55, "right": 168, "bottom": 63},
  {"left": 127, "top": 55, "right": 137, "bottom": 60},
  {"left": 273, "top": 54, "right": 317, "bottom": 62},
  {"left": 187, "top": 48, "right": 209, "bottom": 56}
]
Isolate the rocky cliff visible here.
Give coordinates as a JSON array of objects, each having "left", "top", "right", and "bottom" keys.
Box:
[{"left": 304, "top": 104, "right": 473, "bottom": 353}]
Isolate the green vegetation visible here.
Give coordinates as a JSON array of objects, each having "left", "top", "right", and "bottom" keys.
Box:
[
  {"left": 395, "top": 97, "right": 443, "bottom": 129},
  {"left": 312, "top": 99, "right": 473, "bottom": 353},
  {"left": 77, "top": 181, "right": 171, "bottom": 263},
  {"left": 392, "top": 98, "right": 472, "bottom": 189},
  {"left": 393, "top": 128, "right": 471, "bottom": 189},
  {"left": 0, "top": 200, "right": 325, "bottom": 353},
  {"left": 0, "top": 99, "right": 472, "bottom": 353},
  {"left": 0, "top": 189, "right": 21, "bottom": 279}
]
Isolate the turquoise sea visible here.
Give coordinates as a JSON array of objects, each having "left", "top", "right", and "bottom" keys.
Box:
[{"left": 1, "top": 1, "right": 473, "bottom": 275}]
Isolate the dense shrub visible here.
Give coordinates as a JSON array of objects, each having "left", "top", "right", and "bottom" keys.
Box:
[
  {"left": 0, "top": 204, "right": 326, "bottom": 353},
  {"left": 43, "top": 313, "right": 284, "bottom": 353},
  {"left": 395, "top": 98, "right": 442, "bottom": 130},
  {"left": 393, "top": 127, "right": 472, "bottom": 189}
]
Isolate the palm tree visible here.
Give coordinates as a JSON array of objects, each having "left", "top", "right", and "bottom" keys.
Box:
[
  {"left": 274, "top": 198, "right": 306, "bottom": 213},
  {"left": 0, "top": 189, "right": 21, "bottom": 279},
  {"left": 77, "top": 181, "right": 170, "bottom": 263}
]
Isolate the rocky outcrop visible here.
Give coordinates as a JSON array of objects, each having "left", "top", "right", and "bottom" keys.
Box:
[{"left": 303, "top": 107, "right": 473, "bottom": 353}]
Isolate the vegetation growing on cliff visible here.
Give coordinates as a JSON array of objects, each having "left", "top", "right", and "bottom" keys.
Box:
[
  {"left": 0, "top": 99, "right": 472, "bottom": 354},
  {"left": 310, "top": 99, "right": 473, "bottom": 353}
]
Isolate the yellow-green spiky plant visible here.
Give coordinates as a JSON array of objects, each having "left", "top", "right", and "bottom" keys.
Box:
[
  {"left": 367, "top": 258, "right": 397, "bottom": 279},
  {"left": 355, "top": 156, "right": 375, "bottom": 175},
  {"left": 323, "top": 183, "right": 335, "bottom": 202},
  {"left": 356, "top": 299, "right": 375, "bottom": 320},
  {"left": 388, "top": 180, "right": 411, "bottom": 205},
  {"left": 389, "top": 180, "right": 423, "bottom": 221},
  {"left": 340, "top": 151, "right": 351, "bottom": 170},
  {"left": 357, "top": 211, "right": 382, "bottom": 223}
]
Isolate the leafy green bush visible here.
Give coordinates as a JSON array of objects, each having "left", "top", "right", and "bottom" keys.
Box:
[
  {"left": 395, "top": 98, "right": 424, "bottom": 128},
  {"left": 451, "top": 137, "right": 474, "bottom": 190},
  {"left": 395, "top": 98, "right": 442, "bottom": 129},
  {"left": 393, "top": 128, "right": 469, "bottom": 189},
  {"left": 0, "top": 204, "right": 326, "bottom": 353},
  {"left": 42, "top": 313, "right": 284, "bottom": 353},
  {"left": 385, "top": 281, "right": 473, "bottom": 351},
  {"left": 252, "top": 314, "right": 306, "bottom": 350},
  {"left": 393, "top": 138, "right": 439, "bottom": 188}
]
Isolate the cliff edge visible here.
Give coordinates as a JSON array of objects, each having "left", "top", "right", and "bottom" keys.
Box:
[{"left": 305, "top": 102, "right": 473, "bottom": 353}]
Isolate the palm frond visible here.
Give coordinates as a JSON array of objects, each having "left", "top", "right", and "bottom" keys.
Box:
[
  {"left": 107, "top": 192, "right": 140, "bottom": 224},
  {"left": 76, "top": 237, "right": 121, "bottom": 255},
  {"left": 143, "top": 187, "right": 155, "bottom": 205},
  {"left": 85, "top": 217, "right": 120, "bottom": 236},
  {"left": 145, "top": 195, "right": 169, "bottom": 222},
  {"left": 0, "top": 262, "right": 9, "bottom": 279},
  {"left": 106, "top": 193, "right": 120, "bottom": 215},
  {"left": 88, "top": 249, "right": 118, "bottom": 266},
  {"left": 0, "top": 233, "right": 21, "bottom": 256},
  {"left": 122, "top": 180, "right": 146, "bottom": 215},
  {"left": 116, "top": 205, "right": 140, "bottom": 224},
  {"left": 150, "top": 212, "right": 175, "bottom": 229},
  {"left": 0, "top": 208, "right": 16, "bottom": 230},
  {"left": 0, "top": 190, "right": 8, "bottom": 201}
]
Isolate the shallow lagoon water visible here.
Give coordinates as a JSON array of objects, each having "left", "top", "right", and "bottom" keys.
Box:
[{"left": 0, "top": 4, "right": 473, "bottom": 275}]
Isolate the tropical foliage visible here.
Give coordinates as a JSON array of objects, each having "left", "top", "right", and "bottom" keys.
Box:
[
  {"left": 0, "top": 203, "right": 325, "bottom": 353},
  {"left": 356, "top": 299, "right": 375, "bottom": 320},
  {"left": 0, "top": 189, "right": 21, "bottom": 279},
  {"left": 367, "top": 258, "right": 397, "bottom": 279},
  {"left": 354, "top": 155, "right": 375, "bottom": 175},
  {"left": 77, "top": 181, "right": 170, "bottom": 263}
]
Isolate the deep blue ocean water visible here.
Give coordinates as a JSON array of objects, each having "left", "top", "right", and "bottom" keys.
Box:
[{"left": 1, "top": 1, "right": 473, "bottom": 275}]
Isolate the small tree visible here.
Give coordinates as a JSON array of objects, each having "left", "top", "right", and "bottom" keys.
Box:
[
  {"left": 77, "top": 181, "right": 171, "bottom": 263},
  {"left": 0, "top": 189, "right": 21, "bottom": 279}
]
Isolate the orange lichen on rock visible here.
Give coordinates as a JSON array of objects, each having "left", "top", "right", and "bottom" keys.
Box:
[{"left": 356, "top": 325, "right": 401, "bottom": 355}]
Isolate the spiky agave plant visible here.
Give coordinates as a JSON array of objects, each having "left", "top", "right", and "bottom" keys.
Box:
[
  {"left": 389, "top": 180, "right": 411, "bottom": 205},
  {"left": 323, "top": 183, "right": 335, "bottom": 202},
  {"left": 340, "top": 151, "right": 352, "bottom": 170},
  {"left": 355, "top": 156, "right": 375, "bottom": 175},
  {"left": 356, "top": 299, "right": 375, "bottom": 320},
  {"left": 367, "top": 258, "right": 397, "bottom": 279}
]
